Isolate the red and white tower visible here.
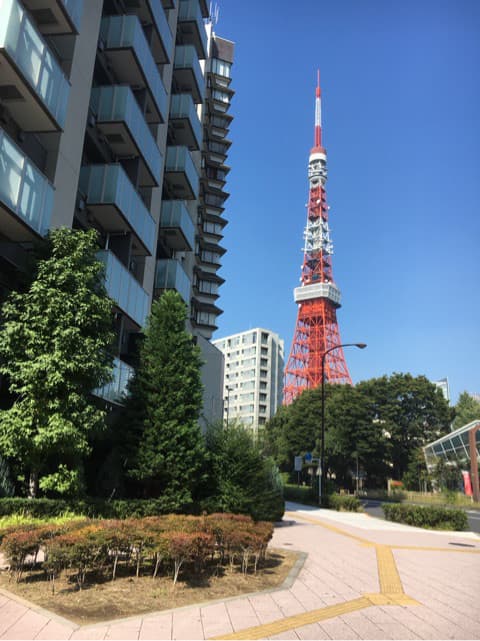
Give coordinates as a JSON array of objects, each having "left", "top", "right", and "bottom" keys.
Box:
[{"left": 283, "top": 73, "right": 351, "bottom": 405}]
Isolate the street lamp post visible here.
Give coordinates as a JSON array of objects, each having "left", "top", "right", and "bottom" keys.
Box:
[
  {"left": 225, "top": 386, "right": 233, "bottom": 428},
  {"left": 319, "top": 343, "right": 367, "bottom": 506}
]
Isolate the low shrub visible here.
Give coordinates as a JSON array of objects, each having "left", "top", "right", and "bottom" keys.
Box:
[
  {"left": 1, "top": 513, "right": 275, "bottom": 590},
  {"left": 382, "top": 503, "right": 468, "bottom": 530},
  {"left": 283, "top": 484, "right": 317, "bottom": 506},
  {"left": 327, "top": 494, "right": 362, "bottom": 512}
]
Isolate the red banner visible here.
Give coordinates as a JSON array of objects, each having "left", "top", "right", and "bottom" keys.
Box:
[{"left": 462, "top": 470, "right": 473, "bottom": 496}]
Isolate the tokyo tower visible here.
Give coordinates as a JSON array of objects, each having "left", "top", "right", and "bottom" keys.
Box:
[{"left": 283, "top": 73, "right": 351, "bottom": 405}]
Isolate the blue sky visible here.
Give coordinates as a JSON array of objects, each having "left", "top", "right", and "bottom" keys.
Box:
[{"left": 210, "top": 0, "right": 480, "bottom": 405}]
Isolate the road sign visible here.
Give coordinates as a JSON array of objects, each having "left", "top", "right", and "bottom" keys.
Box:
[
  {"left": 294, "top": 456, "right": 303, "bottom": 472},
  {"left": 304, "top": 452, "right": 312, "bottom": 463}
]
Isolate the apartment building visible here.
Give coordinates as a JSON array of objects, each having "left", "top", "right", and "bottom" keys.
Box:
[
  {"left": 213, "top": 328, "right": 284, "bottom": 432},
  {"left": 0, "top": 0, "right": 233, "bottom": 424}
]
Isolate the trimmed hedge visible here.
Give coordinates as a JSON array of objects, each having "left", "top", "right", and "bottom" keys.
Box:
[
  {"left": 382, "top": 503, "right": 468, "bottom": 531},
  {"left": 283, "top": 484, "right": 317, "bottom": 506},
  {"left": 0, "top": 497, "right": 176, "bottom": 519},
  {"left": 327, "top": 494, "right": 362, "bottom": 512}
]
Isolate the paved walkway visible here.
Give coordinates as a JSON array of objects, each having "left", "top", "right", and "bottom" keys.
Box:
[{"left": 0, "top": 503, "right": 479, "bottom": 640}]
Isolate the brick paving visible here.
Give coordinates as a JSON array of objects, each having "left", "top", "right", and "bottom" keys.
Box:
[{"left": 0, "top": 502, "right": 478, "bottom": 640}]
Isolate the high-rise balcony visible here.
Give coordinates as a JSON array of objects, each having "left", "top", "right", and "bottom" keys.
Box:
[
  {"left": 0, "top": 0, "right": 70, "bottom": 131},
  {"left": 168, "top": 94, "right": 201, "bottom": 151},
  {"left": 177, "top": 0, "right": 208, "bottom": 59},
  {"left": 158, "top": 200, "right": 195, "bottom": 251},
  {"left": 97, "top": 249, "right": 149, "bottom": 328},
  {"left": 155, "top": 258, "right": 191, "bottom": 305},
  {"left": 80, "top": 164, "right": 155, "bottom": 256},
  {"left": 0, "top": 127, "right": 53, "bottom": 241},
  {"left": 90, "top": 86, "right": 162, "bottom": 187},
  {"left": 164, "top": 146, "right": 199, "bottom": 200},
  {"left": 93, "top": 356, "right": 134, "bottom": 405},
  {"left": 22, "top": 0, "right": 84, "bottom": 35},
  {"left": 123, "top": 0, "right": 173, "bottom": 64},
  {"left": 173, "top": 45, "right": 204, "bottom": 104},
  {"left": 100, "top": 15, "right": 168, "bottom": 123}
]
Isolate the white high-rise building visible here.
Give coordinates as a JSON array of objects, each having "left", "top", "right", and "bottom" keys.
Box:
[{"left": 213, "top": 328, "right": 284, "bottom": 432}]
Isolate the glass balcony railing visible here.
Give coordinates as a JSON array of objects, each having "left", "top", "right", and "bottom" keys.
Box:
[
  {"left": 100, "top": 15, "right": 167, "bottom": 122},
  {"left": 155, "top": 259, "right": 191, "bottom": 304},
  {"left": 90, "top": 86, "right": 162, "bottom": 185},
  {"left": 178, "top": 0, "right": 208, "bottom": 58},
  {"left": 97, "top": 249, "right": 149, "bottom": 327},
  {"left": 146, "top": 0, "right": 173, "bottom": 62},
  {"left": 63, "top": 0, "right": 83, "bottom": 32},
  {"left": 169, "top": 94, "right": 202, "bottom": 150},
  {"left": 0, "top": 0, "right": 70, "bottom": 128},
  {"left": 80, "top": 164, "right": 155, "bottom": 255},
  {"left": 165, "top": 146, "right": 199, "bottom": 199},
  {"left": 159, "top": 200, "right": 195, "bottom": 250},
  {"left": 0, "top": 127, "right": 53, "bottom": 237},
  {"left": 174, "top": 45, "right": 204, "bottom": 103},
  {"left": 94, "top": 356, "right": 134, "bottom": 405}
]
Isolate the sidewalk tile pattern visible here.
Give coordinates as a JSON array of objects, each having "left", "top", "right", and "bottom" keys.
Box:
[{"left": 0, "top": 503, "right": 478, "bottom": 640}]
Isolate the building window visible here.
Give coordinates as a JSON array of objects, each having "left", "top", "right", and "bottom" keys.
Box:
[{"left": 211, "top": 58, "right": 232, "bottom": 78}]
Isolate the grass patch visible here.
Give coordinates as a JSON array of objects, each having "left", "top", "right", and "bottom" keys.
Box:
[{"left": 0, "top": 548, "right": 298, "bottom": 625}]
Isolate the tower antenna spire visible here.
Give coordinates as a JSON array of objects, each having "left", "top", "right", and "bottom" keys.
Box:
[
  {"left": 284, "top": 74, "right": 352, "bottom": 404},
  {"left": 314, "top": 69, "right": 322, "bottom": 149}
]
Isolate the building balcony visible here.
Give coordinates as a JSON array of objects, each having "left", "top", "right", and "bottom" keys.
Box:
[
  {"left": 22, "top": 0, "right": 83, "bottom": 35},
  {"left": 97, "top": 249, "right": 149, "bottom": 328},
  {"left": 80, "top": 164, "right": 155, "bottom": 256},
  {"left": 0, "top": 0, "right": 70, "bottom": 131},
  {"left": 164, "top": 145, "right": 199, "bottom": 200},
  {"left": 161, "top": 0, "right": 175, "bottom": 9},
  {"left": 155, "top": 259, "right": 191, "bottom": 304},
  {"left": 168, "top": 94, "right": 201, "bottom": 150},
  {"left": 177, "top": 0, "right": 208, "bottom": 59},
  {"left": 159, "top": 200, "right": 195, "bottom": 251},
  {"left": 123, "top": 0, "right": 173, "bottom": 64},
  {"left": 197, "top": 0, "right": 208, "bottom": 17},
  {"left": 191, "top": 302, "right": 221, "bottom": 331},
  {"left": 173, "top": 45, "right": 204, "bottom": 104},
  {"left": 0, "top": 127, "right": 53, "bottom": 241},
  {"left": 90, "top": 86, "right": 162, "bottom": 187},
  {"left": 93, "top": 356, "right": 134, "bottom": 405},
  {"left": 100, "top": 15, "right": 167, "bottom": 123}
]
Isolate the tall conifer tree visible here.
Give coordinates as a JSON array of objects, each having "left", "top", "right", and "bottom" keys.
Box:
[{"left": 123, "top": 291, "right": 205, "bottom": 508}]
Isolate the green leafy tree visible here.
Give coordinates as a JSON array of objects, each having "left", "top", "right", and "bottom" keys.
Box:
[
  {"left": 200, "top": 420, "right": 284, "bottom": 522},
  {"left": 0, "top": 228, "right": 114, "bottom": 497},
  {"left": 122, "top": 291, "right": 205, "bottom": 508},
  {"left": 452, "top": 392, "right": 480, "bottom": 430},
  {"left": 264, "top": 387, "right": 322, "bottom": 474},
  {"left": 357, "top": 373, "right": 451, "bottom": 479},
  {"left": 325, "top": 384, "right": 389, "bottom": 489},
  {"left": 401, "top": 448, "right": 431, "bottom": 492}
]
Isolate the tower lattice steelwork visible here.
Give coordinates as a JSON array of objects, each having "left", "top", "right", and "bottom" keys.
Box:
[{"left": 283, "top": 73, "right": 351, "bottom": 405}]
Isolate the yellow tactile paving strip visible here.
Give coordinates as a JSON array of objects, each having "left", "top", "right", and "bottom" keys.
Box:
[{"left": 211, "top": 511, "right": 477, "bottom": 640}]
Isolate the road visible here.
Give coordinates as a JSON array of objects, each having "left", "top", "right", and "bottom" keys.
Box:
[{"left": 361, "top": 499, "right": 480, "bottom": 534}]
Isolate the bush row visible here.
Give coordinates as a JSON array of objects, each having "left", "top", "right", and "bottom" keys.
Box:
[
  {"left": 327, "top": 494, "right": 363, "bottom": 512},
  {"left": 382, "top": 503, "right": 468, "bottom": 530},
  {"left": 283, "top": 485, "right": 317, "bottom": 506},
  {"left": 0, "top": 497, "right": 181, "bottom": 519},
  {"left": 0, "top": 513, "right": 274, "bottom": 589}
]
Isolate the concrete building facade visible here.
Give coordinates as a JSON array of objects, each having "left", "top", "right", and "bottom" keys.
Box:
[
  {"left": 213, "top": 328, "right": 284, "bottom": 433},
  {"left": 0, "top": 0, "right": 233, "bottom": 424}
]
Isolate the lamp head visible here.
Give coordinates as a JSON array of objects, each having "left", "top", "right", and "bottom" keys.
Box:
[{"left": 355, "top": 343, "right": 367, "bottom": 349}]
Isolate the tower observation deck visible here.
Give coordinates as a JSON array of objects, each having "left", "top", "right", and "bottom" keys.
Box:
[{"left": 283, "top": 73, "right": 351, "bottom": 405}]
